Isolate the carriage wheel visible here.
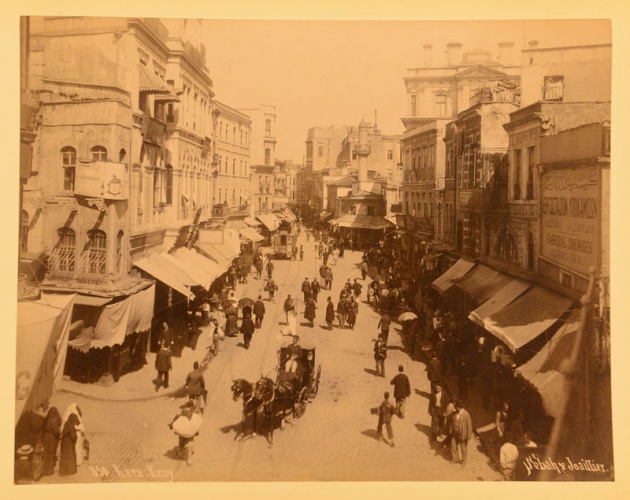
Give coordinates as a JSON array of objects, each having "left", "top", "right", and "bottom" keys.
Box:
[
  {"left": 295, "top": 387, "right": 309, "bottom": 418},
  {"left": 310, "top": 365, "right": 321, "bottom": 397}
]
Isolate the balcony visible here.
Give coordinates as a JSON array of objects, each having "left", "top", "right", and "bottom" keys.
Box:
[{"left": 469, "top": 87, "right": 520, "bottom": 107}]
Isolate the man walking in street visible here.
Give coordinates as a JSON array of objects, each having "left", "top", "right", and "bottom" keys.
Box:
[
  {"left": 253, "top": 295, "right": 265, "bottom": 328},
  {"left": 154, "top": 345, "right": 172, "bottom": 392},
  {"left": 283, "top": 294, "right": 296, "bottom": 325},
  {"left": 426, "top": 350, "right": 443, "bottom": 394},
  {"left": 311, "top": 278, "right": 321, "bottom": 303},
  {"left": 325, "top": 267, "right": 333, "bottom": 290},
  {"left": 266, "top": 258, "right": 274, "bottom": 279},
  {"left": 301, "top": 278, "right": 312, "bottom": 303},
  {"left": 390, "top": 365, "right": 411, "bottom": 419},
  {"left": 159, "top": 321, "right": 174, "bottom": 349},
  {"left": 450, "top": 400, "right": 473, "bottom": 467},
  {"left": 185, "top": 361, "right": 206, "bottom": 413},
  {"left": 352, "top": 278, "right": 363, "bottom": 301},
  {"left": 377, "top": 312, "right": 392, "bottom": 344},
  {"left": 240, "top": 308, "right": 256, "bottom": 349},
  {"left": 374, "top": 335, "right": 388, "bottom": 377},
  {"left": 325, "top": 296, "right": 336, "bottom": 329},
  {"left": 319, "top": 263, "right": 328, "bottom": 288},
  {"left": 265, "top": 278, "right": 277, "bottom": 301},
  {"left": 376, "top": 391, "right": 396, "bottom": 447}
]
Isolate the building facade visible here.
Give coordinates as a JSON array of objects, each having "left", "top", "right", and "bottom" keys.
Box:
[
  {"left": 213, "top": 101, "right": 252, "bottom": 213},
  {"left": 19, "top": 17, "right": 245, "bottom": 383}
]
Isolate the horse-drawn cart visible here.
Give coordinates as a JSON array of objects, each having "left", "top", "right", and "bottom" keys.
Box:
[{"left": 276, "top": 340, "right": 321, "bottom": 416}]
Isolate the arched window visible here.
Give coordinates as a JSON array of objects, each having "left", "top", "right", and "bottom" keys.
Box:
[
  {"left": 232, "top": 189, "right": 236, "bottom": 204},
  {"left": 119, "top": 148, "right": 127, "bottom": 162},
  {"left": 232, "top": 159, "right": 236, "bottom": 175},
  {"left": 87, "top": 230, "right": 107, "bottom": 275},
  {"left": 165, "top": 166, "right": 173, "bottom": 205},
  {"left": 51, "top": 228, "right": 76, "bottom": 272},
  {"left": 61, "top": 146, "right": 76, "bottom": 191},
  {"left": 91, "top": 146, "right": 108, "bottom": 161},
  {"left": 20, "top": 210, "right": 29, "bottom": 251},
  {"left": 116, "top": 230, "right": 124, "bottom": 273},
  {"left": 218, "top": 188, "right": 222, "bottom": 204}
]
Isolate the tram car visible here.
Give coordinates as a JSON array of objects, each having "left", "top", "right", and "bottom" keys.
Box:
[{"left": 271, "top": 220, "right": 298, "bottom": 259}]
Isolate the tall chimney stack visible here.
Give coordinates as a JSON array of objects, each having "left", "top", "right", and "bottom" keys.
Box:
[
  {"left": 446, "top": 42, "right": 463, "bottom": 66},
  {"left": 498, "top": 41, "right": 514, "bottom": 66},
  {"left": 423, "top": 43, "right": 433, "bottom": 68}
]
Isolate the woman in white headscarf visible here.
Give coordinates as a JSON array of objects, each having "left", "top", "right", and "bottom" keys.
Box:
[{"left": 60, "top": 403, "right": 86, "bottom": 471}]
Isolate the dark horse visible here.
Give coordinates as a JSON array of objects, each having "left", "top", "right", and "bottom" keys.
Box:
[
  {"left": 252, "top": 376, "right": 298, "bottom": 444},
  {"left": 230, "top": 379, "right": 263, "bottom": 440}
]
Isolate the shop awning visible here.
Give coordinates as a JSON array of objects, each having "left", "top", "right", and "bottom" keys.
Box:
[
  {"left": 256, "top": 213, "right": 281, "bottom": 231},
  {"left": 468, "top": 278, "right": 531, "bottom": 327},
  {"left": 139, "top": 64, "right": 171, "bottom": 94},
  {"left": 16, "top": 294, "right": 75, "bottom": 420},
  {"left": 516, "top": 311, "right": 581, "bottom": 417},
  {"left": 483, "top": 286, "right": 574, "bottom": 352},
  {"left": 133, "top": 253, "right": 196, "bottom": 298},
  {"left": 239, "top": 227, "right": 264, "bottom": 242},
  {"left": 283, "top": 208, "right": 298, "bottom": 221},
  {"left": 164, "top": 248, "right": 222, "bottom": 289},
  {"left": 67, "top": 285, "right": 155, "bottom": 352},
  {"left": 384, "top": 215, "right": 398, "bottom": 226},
  {"left": 432, "top": 258, "right": 476, "bottom": 293},
  {"left": 333, "top": 214, "right": 395, "bottom": 230},
  {"left": 453, "top": 264, "right": 512, "bottom": 304},
  {"left": 72, "top": 294, "right": 113, "bottom": 307},
  {"left": 320, "top": 210, "right": 334, "bottom": 221},
  {"left": 194, "top": 243, "right": 232, "bottom": 272},
  {"left": 244, "top": 217, "right": 262, "bottom": 227}
]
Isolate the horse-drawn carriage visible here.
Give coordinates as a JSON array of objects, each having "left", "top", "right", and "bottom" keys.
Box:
[{"left": 230, "top": 340, "right": 321, "bottom": 443}]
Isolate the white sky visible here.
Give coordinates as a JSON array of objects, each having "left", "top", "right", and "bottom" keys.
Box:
[{"left": 197, "top": 19, "right": 611, "bottom": 162}]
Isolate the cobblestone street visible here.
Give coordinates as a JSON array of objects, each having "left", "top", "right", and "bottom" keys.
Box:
[{"left": 40, "top": 231, "right": 501, "bottom": 484}]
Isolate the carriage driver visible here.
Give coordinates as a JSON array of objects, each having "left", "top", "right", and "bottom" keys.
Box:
[{"left": 285, "top": 336, "right": 302, "bottom": 374}]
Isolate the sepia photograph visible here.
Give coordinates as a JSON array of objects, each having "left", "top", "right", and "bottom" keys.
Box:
[{"left": 9, "top": 1, "right": 627, "bottom": 496}]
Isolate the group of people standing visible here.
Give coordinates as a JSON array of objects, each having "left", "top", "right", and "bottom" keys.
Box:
[{"left": 15, "top": 401, "right": 88, "bottom": 481}]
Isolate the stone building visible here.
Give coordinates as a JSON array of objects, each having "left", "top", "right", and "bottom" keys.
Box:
[
  {"left": 20, "top": 17, "right": 240, "bottom": 383},
  {"left": 213, "top": 100, "right": 252, "bottom": 213}
]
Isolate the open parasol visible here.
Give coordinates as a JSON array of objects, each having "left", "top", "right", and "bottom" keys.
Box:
[
  {"left": 398, "top": 311, "right": 418, "bottom": 322},
  {"left": 238, "top": 297, "right": 255, "bottom": 308},
  {"left": 172, "top": 412, "right": 203, "bottom": 438}
]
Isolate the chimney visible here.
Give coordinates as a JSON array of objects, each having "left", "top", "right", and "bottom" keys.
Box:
[
  {"left": 498, "top": 41, "right": 514, "bottom": 66},
  {"left": 528, "top": 40, "right": 539, "bottom": 49},
  {"left": 423, "top": 43, "right": 433, "bottom": 68},
  {"left": 446, "top": 42, "right": 463, "bottom": 66}
]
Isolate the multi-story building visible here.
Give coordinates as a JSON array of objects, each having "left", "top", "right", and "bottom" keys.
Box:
[
  {"left": 20, "top": 17, "right": 239, "bottom": 383},
  {"left": 213, "top": 100, "right": 251, "bottom": 213},
  {"left": 402, "top": 42, "right": 520, "bottom": 130},
  {"left": 429, "top": 43, "right": 612, "bottom": 464},
  {"left": 304, "top": 125, "right": 351, "bottom": 210},
  {"left": 401, "top": 119, "right": 450, "bottom": 242},
  {"left": 273, "top": 160, "right": 299, "bottom": 210},
  {"left": 499, "top": 43, "right": 611, "bottom": 286},
  {"left": 401, "top": 42, "right": 521, "bottom": 258}
]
